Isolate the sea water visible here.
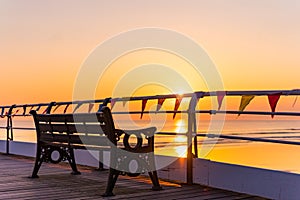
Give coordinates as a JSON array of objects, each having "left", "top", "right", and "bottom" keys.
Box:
[{"left": 1, "top": 117, "right": 300, "bottom": 174}]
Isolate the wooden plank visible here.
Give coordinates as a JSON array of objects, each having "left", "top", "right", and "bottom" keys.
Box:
[{"left": 0, "top": 153, "right": 267, "bottom": 200}]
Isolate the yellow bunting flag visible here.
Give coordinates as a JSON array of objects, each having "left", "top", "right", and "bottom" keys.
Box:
[
  {"left": 238, "top": 95, "right": 255, "bottom": 116},
  {"left": 88, "top": 103, "right": 94, "bottom": 113}
]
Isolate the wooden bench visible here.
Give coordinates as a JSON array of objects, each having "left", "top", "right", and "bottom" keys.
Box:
[{"left": 30, "top": 106, "right": 162, "bottom": 196}]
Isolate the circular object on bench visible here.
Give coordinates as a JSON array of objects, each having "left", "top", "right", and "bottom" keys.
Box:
[
  {"left": 123, "top": 133, "right": 143, "bottom": 151},
  {"left": 48, "top": 147, "right": 64, "bottom": 164}
]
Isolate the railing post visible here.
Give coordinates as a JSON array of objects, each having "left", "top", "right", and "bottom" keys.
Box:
[
  {"left": 187, "top": 94, "right": 198, "bottom": 184},
  {"left": 6, "top": 105, "right": 16, "bottom": 155},
  {"left": 98, "top": 97, "right": 111, "bottom": 170},
  {"left": 46, "top": 102, "right": 56, "bottom": 114}
]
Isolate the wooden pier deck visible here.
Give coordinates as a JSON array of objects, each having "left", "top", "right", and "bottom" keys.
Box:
[{"left": 0, "top": 153, "right": 266, "bottom": 200}]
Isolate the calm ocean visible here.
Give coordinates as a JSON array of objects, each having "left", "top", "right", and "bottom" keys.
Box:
[{"left": 1, "top": 117, "right": 300, "bottom": 173}]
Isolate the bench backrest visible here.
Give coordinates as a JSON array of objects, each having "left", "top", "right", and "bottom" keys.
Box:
[{"left": 30, "top": 106, "right": 116, "bottom": 149}]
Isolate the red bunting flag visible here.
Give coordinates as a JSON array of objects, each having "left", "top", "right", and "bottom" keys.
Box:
[
  {"left": 140, "top": 99, "right": 148, "bottom": 119},
  {"left": 88, "top": 103, "right": 94, "bottom": 113},
  {"left": 238, "top": 95, "right": 255, "bottom": 116},
  {"left": 268, "top": 93, "right": 281, "bottom": 118},
  {"left": 156, "top": 98, "right": 166, "bottom": 111},
  {"left": 110, "top": 98, "right": 117, "bottom": 110},
  {"left": 216, "top": 91, "right": 226, "bottom": 110},
  {"left": 42, "top": 107, "right": 48, "bottom": 114},
  {"left": 173, "top": 96, "right": 183, "bottom": 119}
]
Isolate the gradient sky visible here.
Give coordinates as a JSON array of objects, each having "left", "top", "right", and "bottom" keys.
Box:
[{"left": 1, "top": 0, "right": 300, "bottom": 105}]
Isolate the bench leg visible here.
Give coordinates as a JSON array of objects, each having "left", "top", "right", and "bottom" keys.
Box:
[
  {"left": 149, "top": 171, "right": 162, "bottom": 191},
  {"left": 97, "top": 150, "right": 105, "bottom": 171},
  {"left": 31, "top": 145, "right": 44, "bottom": 178},
  {"left": 66, "top": 148, "right": 81, "bottom": 175},
  {"left": 102, "top": 169, "right": 120, "bottom": 197}
]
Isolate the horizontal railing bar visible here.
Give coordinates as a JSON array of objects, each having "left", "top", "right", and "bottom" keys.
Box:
[
  {"left": 197, "top": 133, "right": 300, "bottom": 146},
  {"left": 156, "top": 132, "right": 187, "bottom": 136},
  {"left": 111, "top": 110, "right": 189, "bottom": 114},
  {"left": 195, "top": 110, "right": 300, "bottom": 116},
  {"left": 203, "top": 89, "right": 300, "bottom": 97},
  {"left": 3, "top": 110, "right": 300, "bottom": 117},
  {"left": 0, "top": 126, "right": 35, "bottom": 130}
]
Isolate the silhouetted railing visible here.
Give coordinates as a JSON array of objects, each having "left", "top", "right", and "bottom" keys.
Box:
[{"left": 1, "top": 89, "right": 300, "bottom": 184}]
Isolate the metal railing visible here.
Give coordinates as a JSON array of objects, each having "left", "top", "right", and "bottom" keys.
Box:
[{"left": 1, "top": 89, "right": 300, "bottom": 184}]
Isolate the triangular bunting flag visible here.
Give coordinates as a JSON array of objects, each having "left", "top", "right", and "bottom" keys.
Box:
[
  {"left": 268, "top": 93, "right": 281, "bottom": 118},
  {"left": 110, "top": 98, "right": 117, "bottom": 110},
  {"left": 52, "top": 104, "right": 61, "bottom": 113},
  {"left": 292, "top": 96, "right": 298, "bottom": 107},
  {"left": 29, "top": 106, "right": 34, "bottom": 111},
  {"left": 88, "top": 103, "right": 94, "bottom": 113},
  {"left": 73, "top": 103, "right": 83, "bottom": 113},
  {"left": 64, "top": 104, "right": 70, "bottom": 114},
  {"left": 12, "top": 109, "right": 20, "bottom": 117},
  {"left": 238, "top": 95, "right": 255, "bottom": 116},
  {"left": 35, "top": 105, "right": 41, "bottom": 111},
  {"left": 122, "top": 97, "right": 130, "bottom": 107},
  {"left": 42, "top": 107, "right": 48, "bottom": 114},
  {"left": 173, "top": 96, "right": 183, "bottom": 119},
  {"left": 216, "top": 91, "right": 226, "bottom": 110},
  {"left": 140, "top": 99, "right": 148, "bottom": 119},
  {"left": 156, "top": 98, "right": 166, "bottom": 111}
]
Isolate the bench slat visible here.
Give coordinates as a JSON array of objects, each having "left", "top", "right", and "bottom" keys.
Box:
[
  {"left": 38, "top": 124, "right": 106, "bottom": 135},
  {"left": 40, "top": 134, "right": 111, "bottom": 146},
  {"left": 35, "top": 113, "right": 105, "bottom": 123}
]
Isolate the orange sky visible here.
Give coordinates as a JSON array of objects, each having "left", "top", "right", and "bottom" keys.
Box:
[{"left": 1, "top": 1, "right": 300, "bottom": 105}]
